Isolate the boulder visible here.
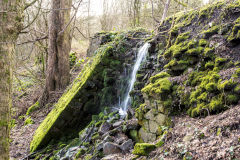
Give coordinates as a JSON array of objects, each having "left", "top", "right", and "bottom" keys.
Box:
[
  {"left": 155, "top": 113, "right": 167, "bottom": 125},
  {"left": 149, "top": 120, "right": 159, "bottom": 134},
  {"left": 103, "top": 142, "right": 121, "bottom": 155},
  {"left": 139, "top": 127, "right": 156, "bottom": 142},
  {"left": 144, "top": 110, "right": 155, "bottom": 120},
  {"left": 120, "top": 139, "right": 134, "bottom": 152}
]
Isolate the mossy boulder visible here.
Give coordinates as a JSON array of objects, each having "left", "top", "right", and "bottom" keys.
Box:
[{"left": 132, "top": 143, "right": 156, "bottom": 156}]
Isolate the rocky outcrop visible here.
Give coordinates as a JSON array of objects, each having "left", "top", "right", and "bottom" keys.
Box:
[
  {"left": 132, "top": 1, "right": 240, "bottom": 145},
  {"left": 30, "top": 30, "right": 149, "bottom": 152}
]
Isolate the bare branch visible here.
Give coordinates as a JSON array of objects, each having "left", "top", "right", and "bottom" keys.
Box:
[
  {"left": 24, "top": 0, "right": 39, "bottom": 10},
  {"left": 17, "top": 35, "right": 48, "bottom": 45}
]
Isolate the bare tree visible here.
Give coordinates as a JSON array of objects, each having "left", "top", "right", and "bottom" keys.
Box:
[
  {"left": 0, "top": 0, "right": 24, "bottom": 159},
  {"left": 39, "top": 0, "right": 73, "bottom": 106}
]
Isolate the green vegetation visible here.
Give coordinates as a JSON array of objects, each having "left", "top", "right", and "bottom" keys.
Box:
[
  {"left": 26, "top": 101, "right": 40, "bottom": 116},
  {"left": 24, "top": 117, "right": 34, "bottom": 125}
]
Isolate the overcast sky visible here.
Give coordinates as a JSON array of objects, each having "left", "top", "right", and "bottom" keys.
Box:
[{"left": 83, "top": 0, "right": 210, "bottom": 16}]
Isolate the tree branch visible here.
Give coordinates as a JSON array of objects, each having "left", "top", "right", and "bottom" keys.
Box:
[
  {"left": 24, "top": 0, "right": 39, "bottom": 10},
  {"left": 17, "top": 35, "right": 48, "bottom": 45}
]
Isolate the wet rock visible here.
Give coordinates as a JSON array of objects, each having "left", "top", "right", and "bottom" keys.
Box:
[
  {"left": 120, "top": 139, "right": 134, "bottom": 152},
  {"left": 99, "top": 122, "right": 112, "bottom": 135},
  {"left": 126, "top": 118, "right": 139, "bottom": 130},
  {"left": 113, "top": 121, "right": 124, "bottom": 128},
  {"left": 103, "top": 142, "right": 121, "bottom": 155}
]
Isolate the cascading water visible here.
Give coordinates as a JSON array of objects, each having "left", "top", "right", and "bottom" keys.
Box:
[{"left": 119, "top": 43, "right": 150, "bottom": 116}]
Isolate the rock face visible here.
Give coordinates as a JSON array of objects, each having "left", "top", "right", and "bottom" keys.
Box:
[
  {"left": 30, "top": 30, "right": 148, "bottom": 152},
  {"left": 133, "top": 1, "right": 240, "bottom": 144}
]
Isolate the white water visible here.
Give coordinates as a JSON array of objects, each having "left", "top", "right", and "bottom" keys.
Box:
[{"left": 119, "top": 43, "right": 150, "bottom": 116}]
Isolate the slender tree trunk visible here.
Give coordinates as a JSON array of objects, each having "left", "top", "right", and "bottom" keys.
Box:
[
  {"left": 133, "top": 0, "right": 141, "bottom": 27},
  {"left": 161, "top": 0, "right": 171, "bottom": 22},
  {"left": 0, "top": 1, "right": 24, "bottom": 159},
  {"left": 87, "top": 0, "right": 91, "bottom": 37},
  {"left": 40, "top": 0, "right": 72, "bottom": 106}
]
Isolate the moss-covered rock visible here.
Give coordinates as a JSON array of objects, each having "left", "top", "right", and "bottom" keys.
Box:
[
  {"left": 30, "top": 30, "right": 148, "bottom": 152},
  {"left": 132, "top": 143, "right": 156, "bottom": 156}
]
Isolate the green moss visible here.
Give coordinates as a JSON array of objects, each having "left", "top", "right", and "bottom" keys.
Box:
[
  {"left": 234, "top": 84, "right": 240, "bottom": 94},
  {"left": 235, "top": 68, "right": 240, "bottom": 77},
  {"left": 95, "top": 120, "right": 105, "bottom": 127},
  {"left": 130, "top": 130, "right": 140, "bottom": 142},
  {"left": 135, "top": 104, "right": 147, "bottom": 121},
  {"left": 203, "top": 47, "right": 214, "bottom": 58},
  {"left": 149, "top": 72, "right": 170, "bottom": 83},
  {"left": 187, "top": 39, "right": 198, "bottom": 49},
  {"left": 132, "top": 143, "right": 156, "bottom": 156},
  {"left": 227, "top": 17, "right": 240, "bottom": 42},
  {"left": 197, "top": 92, "right": 208, "bottom": 102},
  {"left": 24, "top": 117, "right": 34, "bottom": 125},
  {"left": 205, "top": 82, "right": 217, "bottom": 92},
  {"left": 175, "top": 32, "right": 190, "bottom": 44},
  {"left": 164, "top": 42, "right": 188, "bottom": 59},
  {"left": 26, "top": 101, "right": 40, "bottom": 116},
  {"left": 69, "top": 52, "right": 77, "bottom": 68},
  {"left": 186, "top": 47, "right": 204, "bottom": 56},
  {"left": 215, "top": 57, "right": 228, "bottom": 67},
  {"left": 226, "top": 94, "right": 239, "bottom": 104},
  {"left": 209, "top": 97, "right": 224, "bottom": 112},
  {"left": 164, "top": 59, "right": 189, "bottom": 71},
  {"left": 202, "top": 26, "right": 219, "bottom": 39},
  {"left": 205, "top": 61, "right": 215, "bottom": 69},
  {"left": 199, "top": 39, "right": 208, "bottom": 46},
  {"left": 142, "top": 78, "right": 172, "bottom": 97},
  {"left": 218, "top": 79, "right": 237, "bottom": 91}
]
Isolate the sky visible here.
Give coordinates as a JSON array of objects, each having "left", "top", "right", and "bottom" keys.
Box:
[{"left": 83, "top": 0, "right": 210, "bottom": 16}]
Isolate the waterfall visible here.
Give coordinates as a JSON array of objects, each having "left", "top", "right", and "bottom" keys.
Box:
[{"left": 119, "top": 43, "right": 150, "bottom": 116}]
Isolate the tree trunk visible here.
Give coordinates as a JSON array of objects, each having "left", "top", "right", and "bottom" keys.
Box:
[
  {"left": 40, "top": 0, "right": 72, "bottom": 106},
  {"left": 133, "top": 0, "right": 141, "bottom": 27},
  {"left": 0, "top": 1, "right": 24, "bottom": 159},
  {"left": 161, "top": 0, "right": 171, "bottom": 22}
]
